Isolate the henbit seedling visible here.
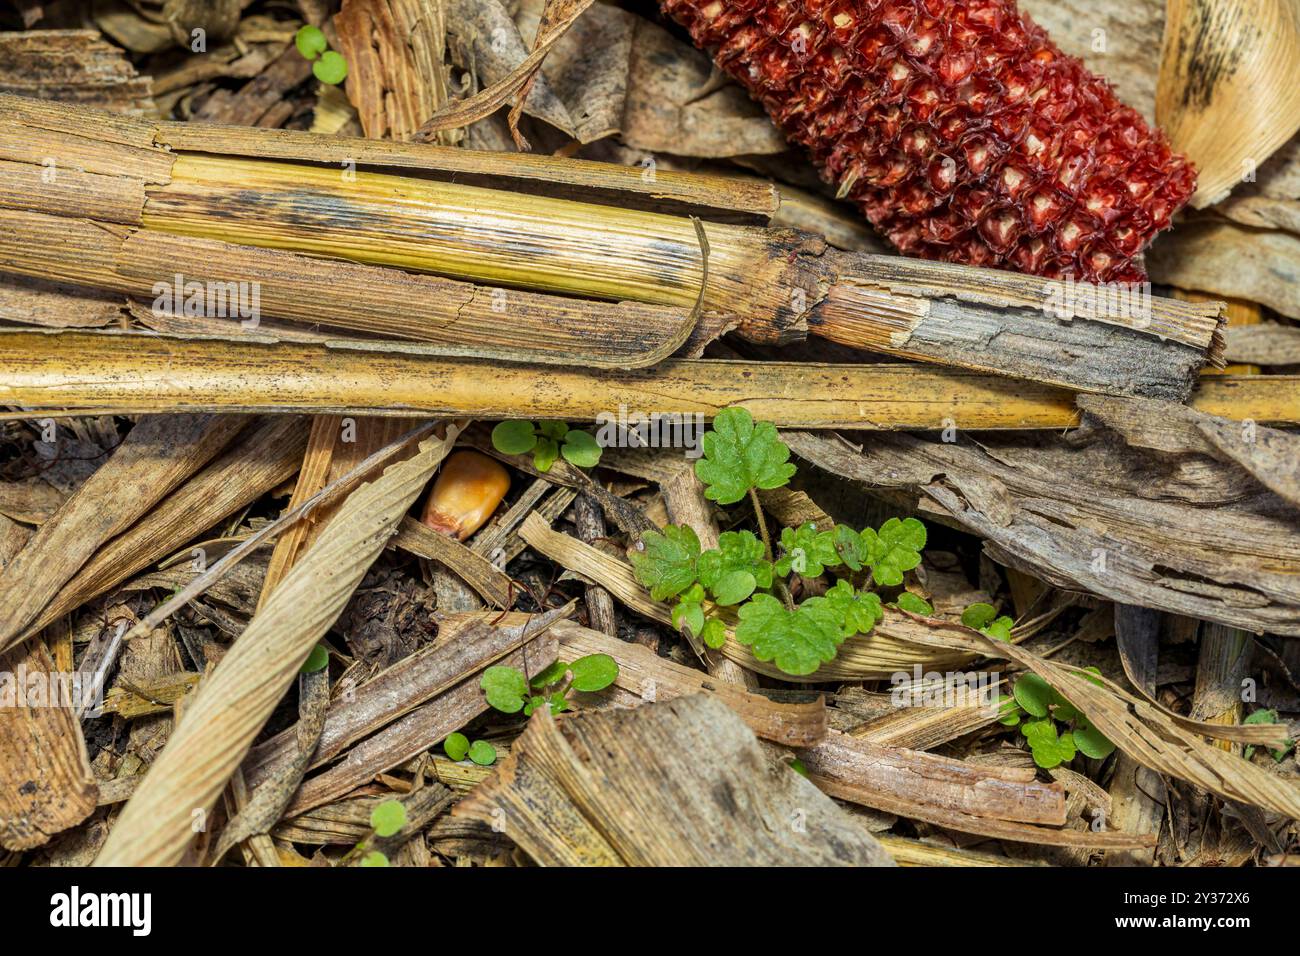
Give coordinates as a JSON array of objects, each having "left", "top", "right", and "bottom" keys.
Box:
[
  {"left": 961, "top": 602, "right": 1014, "bottom": 642},
  {"left": 480, "top": 654, "right": 619, "bottom": 717},
  {"left": 1243, "top": 709, "right": 1297, "bottom": 763},
  {"left": 998, "top": 669, "right": 1116, "bottom": 769},
  {"left": 491, "top": 420, "right": 603, "bottom": 473},
  {"left": 444, "top": 731, "right": 500, "bottom": 766},
  {"left": 628, "top": 407, "right": 930, "bottom": 677},
  {"left": 340, "top": 798, "right": 407, "bottom": 867},
  {"left": 293, "top": 25, "right": 349, "bottom": 86},
  {"left": 300, "top": 643, "right": 330, "bottom": 673}
]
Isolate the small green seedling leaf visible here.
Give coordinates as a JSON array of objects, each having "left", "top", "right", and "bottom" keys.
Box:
[
  {"left": 894, "top": 592, "right": 933, "bottom": 616},
  {"left": 697, "top": 530, "right": 771, "bottom": 605},
  {"left": 694, "top": 407, "right": 796, "bottom": 505},
  {"left": 997, "top": 694, "right": 1023, "bottom": 727},
  {"left": 788, "top": 758, "right": 809, "bottom": 777},
  {"left": 775, "top": 523, "right": 838, "bottom": 578},
  {"left": 569, "top": 653, "right": 618, "bottom": 692},
  {"left": 671, "top": 587, "right": 706, "bottom": 638},
  {"left": 1021, "top": 719, "right": 1076, "bottom": 769},
  {"left": 983, "top": 616, "right": 1014, "bottom": 641},
  {"left": 538, "top": 420, "right": 568, "bottom": 441},
  {"left": 546, "top": 692, "right": 568, "bottom": 714},
  {"left": 700, "top": 617, "right": 727, "bottom": 650},
  {"left": 313, "top": 50, "right": 348, "bottom": 85},
  {"left": 561, "top": 429, "right": 602, "bottom": 468},
  {"left": 735, "top": 593, "right": 843, "bottom": 677},
  {"left": 711, "top": 570, "right": 756, "bottom": 606},
  {"left": 444, "top": 732, "right": 470, "bottom": 761},
  {"left": 862, "top": 517, "right": 926, "bottom": 587},
  {"left": 1012, "top": 672, "right": 1053, "bottom": 718},
  {"left": 370, "top": 799, "right": 407, "bottom": 838},
  {"left": 522, "top": 695, "right": 546, "bottom": 717},
  {"left": 301, "top": 643, "right": 329, "bottom": 674},
  {"left": 628, "top": 524, "right": 701, "bottom": 601},
  {"left": 1073, "top": 721, "right": 1116, "bottom": 760},
  {"left": 961, "top": 603, "right": 997, "bottom": 630},
  {"left": 823, "top": 580, "right": 883, "bottom": 638},
  {"left": 529, "top": 660, "right": 569, "bottom": 690},
  {"left": 491, "top": 420, "right": 537, "bottom": 455},
  {"left": 1243, "top": 708, "right": 1296, "bottom": 761},
  {"left": 532, "top": 436, "right": 560, "bottom": 472},
  {"left": 961, "top": 603, "right": 1013, "bottom": 640},
  {"left": 360, "top": 851, "right": 389, "bottom": 867},
  {"left": 829, "top": 524, "right": 869, "bottom": 572},
  {"left": 480, "top": 665, "right": 529, "bottom": 714},
  {"left": 295, "top": 24, "right": 327, "bottom": 60},
  {"left": 468, "top": 740, "right": 497, "bottom": 766}
]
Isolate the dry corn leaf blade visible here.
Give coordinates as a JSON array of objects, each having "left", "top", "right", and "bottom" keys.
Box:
[
  {"left": 416, "top": 0, "right": 593, "bottom": 142},
  {"left": 1157, "top": 0, "right": 1300, "bottom": 208},
  {"left": 550, "top": 620, "right": 1134, "bottom": 845},
  {"left": 514, "top": 0, "right": 633, "bottom": 144},
  {"left": 620, "top": 17, "right": 787, "bottom": 158},
  {"left": 0, "top": 641, "right": 98, "bottom": 851},
  {"left": 1147, "top": 219, "right": 1300, "bottom": 321},
  {"left": 455, "top": 694, "right": 896, "bottom": 866},
  {"left": 1223, "top": 322, "right": 1300, "bottom": 366},
  {"left": 25, "top": 416, "right": 308, "bottom": 640},
  {"left": 243, "top": 609, "right": 571, "bottom": 788},
  {"left": 94, "top": 427, "right": 457, "bottom": 866},
  {"left": 277, "top": 626, "right": 561, "bottom": 818},
  {"left": 209, "top": 665, "right": 331, "bottom": 864},
  {"left": 0, "top": 413, "right": 247, "bottom": 656},
  {"left": 555, "top": 620, "right": 827, "bottom": 746},
  {"left": 896, "top": 617, "right": 1300, "bottom": 820},
  {"left": 0, "top": 522, "right": 97, "bottom": 852}
]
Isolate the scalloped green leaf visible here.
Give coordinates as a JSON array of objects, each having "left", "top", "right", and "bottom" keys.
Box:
[
  {"left": 480, "top": 665, "right": 529, "bottom": 714},
  {"left": 863, "top": 517, "right": 926, "bottom": 587},
  {"left": 561, "top": 428, "right": 602, "bottom": 468},
  {"left": 629, "top": 525, "right": 700, "bottom": 602},
  {"left": 694, "top": 407, "right": 795, "bottom": 505}
]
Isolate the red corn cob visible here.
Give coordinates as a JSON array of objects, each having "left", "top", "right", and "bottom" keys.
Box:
[{"left": 659, "top": 0, "right": 1196, "bottom": 284}]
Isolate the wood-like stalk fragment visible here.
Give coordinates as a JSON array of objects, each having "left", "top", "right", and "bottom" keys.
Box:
[
  {"left": 143, "top": 154, "right": 813, "bottom": 343},
  {"left": 0, "top": 93, "right": 1227, "bottom": 394},
  {"left": 3, "top": 331, "right": 1295, "bottom": 428}
]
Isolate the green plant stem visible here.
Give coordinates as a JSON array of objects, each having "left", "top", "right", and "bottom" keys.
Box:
[
  {"left": 750, "top": 487, "right": 795, "bottom": 611},
  {"left": 748, "top": 487, "right": 771, "bottom": 561}
]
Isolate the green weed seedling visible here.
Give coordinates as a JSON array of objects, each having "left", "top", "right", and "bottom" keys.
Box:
[
  {"left": 1243, "top": 709, "right": 1296, "bottom": 762},
  {"left": 343, "top": 798, "right": 407, "bottom": 867},
  {"left": 294, "top": 25, "right": 349, "bottom": 85},
  {"left": 628, "top": 407, "right": 930, "bottom": 677},
  {"left": 998, "top": 668, "right": 1116, "bottom": 769},
  {"left": 443, "top": 731, "right": 497, "bottom": 767},
  {"left": 480, "top": 654, "right": 619, "bottom": 716},
  {"left": 960, "top": 602, "right": 1014, "bottom": 641},
  {"left": 492, "top": 420, "right": 603, "bottom": 473}
]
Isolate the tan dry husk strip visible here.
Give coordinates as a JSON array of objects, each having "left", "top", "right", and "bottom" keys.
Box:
[
  {"left": 904, "top": 618, "right": 1300, "bottom": 820},
  {"left": 94, "top": 428, "right": 457, "bottom": 866}
]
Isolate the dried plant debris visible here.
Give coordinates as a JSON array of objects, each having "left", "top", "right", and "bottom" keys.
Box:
[
  {"left": 456, "top": 694, "right": 895, "bottom": 866},
  {"left": 2, "top": 0, "right": 1299, "bottom": 875}
]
